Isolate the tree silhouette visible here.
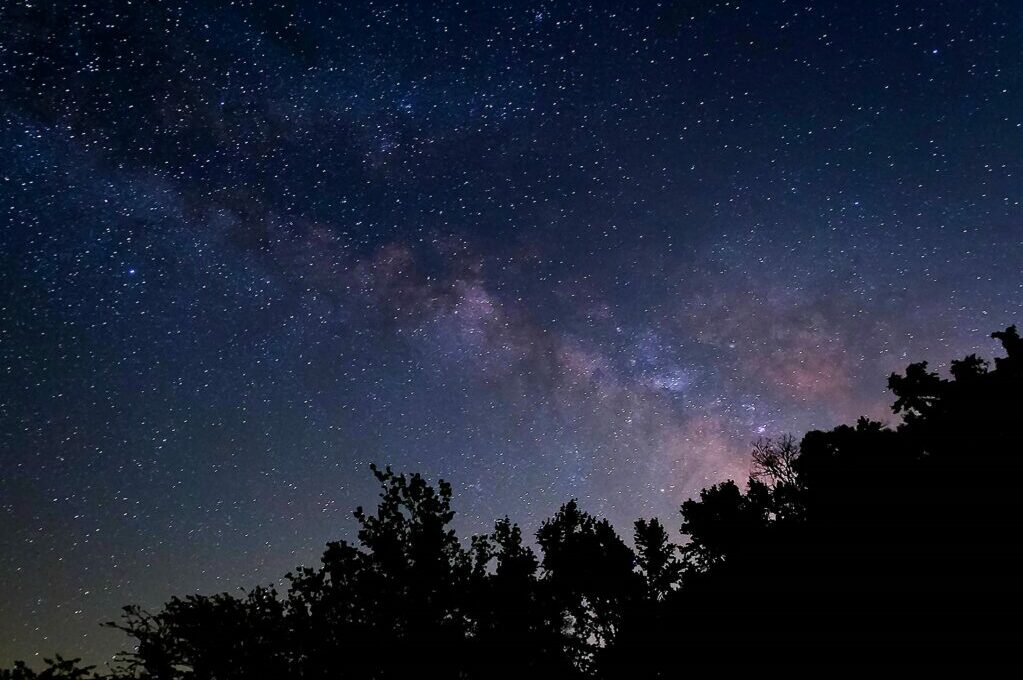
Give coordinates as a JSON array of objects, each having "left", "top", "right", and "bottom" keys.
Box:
[
  {"left": 466, "top": 517, "right": 577, "bottom": 679},
  {"left": 0, "top": 657, "right": 95, "bottom": 680},
  {"left": 5, "top": 326, "right": 1022, "bottom": 675},
  {"left": 632, "top": 518, "right": 681, "bottom": 602},
  {"left": 535, "top": 499, "right": 641, "bottom": 671}
]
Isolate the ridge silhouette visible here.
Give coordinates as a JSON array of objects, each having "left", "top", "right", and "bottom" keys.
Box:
[{"left": 5, "top": 326, "right": 1022, "bottom": 677}]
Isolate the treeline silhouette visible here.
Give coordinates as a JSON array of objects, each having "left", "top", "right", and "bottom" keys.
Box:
[{"left": 5, "top": 327, "right": 1022, "bottom": 677}]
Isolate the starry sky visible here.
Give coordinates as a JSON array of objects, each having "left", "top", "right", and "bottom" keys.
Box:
[{"left": 1, "top": 0, "right": 1021, "bottom": 666}]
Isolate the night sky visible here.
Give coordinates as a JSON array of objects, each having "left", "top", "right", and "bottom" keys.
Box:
[{"left": 2, "top": 0, "right": 1021, "bottom": 666}]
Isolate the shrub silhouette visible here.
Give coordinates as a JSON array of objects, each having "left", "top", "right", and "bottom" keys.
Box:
[{"left": 6, "top": 326, "right": 1022, "bottom": 676}]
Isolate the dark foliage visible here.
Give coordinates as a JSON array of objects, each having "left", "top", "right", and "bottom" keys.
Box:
[{"left": 7, "top": 327, "right": 1022, "bottom": 676}]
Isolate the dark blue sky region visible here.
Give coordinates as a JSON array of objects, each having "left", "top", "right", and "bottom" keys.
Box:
[{"left": 1, "top": 0, "right": 1021, "bottom": 666}]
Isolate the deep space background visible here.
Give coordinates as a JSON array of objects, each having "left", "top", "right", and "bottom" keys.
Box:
[{"left": 2, "top": 0, "right": 1021, "bottom": 666}]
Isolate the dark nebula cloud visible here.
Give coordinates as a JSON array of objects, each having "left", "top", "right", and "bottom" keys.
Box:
[{"left": 1, "top": 0, "right": 1020, "bottom": 666}]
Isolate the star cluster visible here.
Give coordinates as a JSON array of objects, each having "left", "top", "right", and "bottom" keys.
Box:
[{"left": 1, "top": 0, "right": 1021, "bottom": 666}]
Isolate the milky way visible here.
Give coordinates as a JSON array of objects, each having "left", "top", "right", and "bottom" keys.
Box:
[{"left": 2, "top": 0, "right": 1021, "bottom": 666}]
